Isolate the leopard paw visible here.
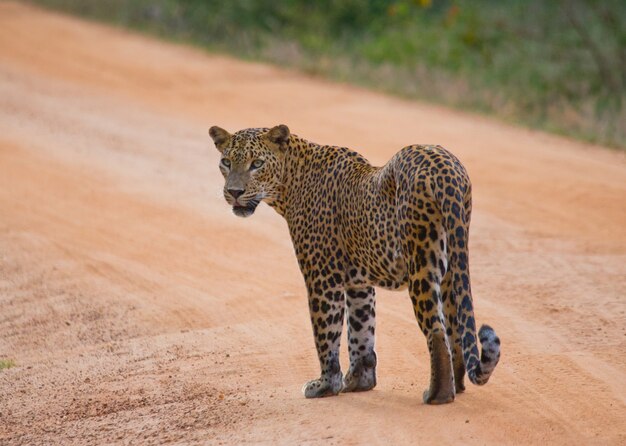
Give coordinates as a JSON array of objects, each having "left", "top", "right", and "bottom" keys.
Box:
[
  {"left": 302, "top": 374, "right": 343, "bottom": 398},
  {"left": 342, "top": 351, "right": 377, "bottom": 392}
]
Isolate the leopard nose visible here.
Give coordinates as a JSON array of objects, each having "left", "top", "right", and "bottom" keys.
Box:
[{"left": 228, "top": 188, "right": 244, "bottom": 199}]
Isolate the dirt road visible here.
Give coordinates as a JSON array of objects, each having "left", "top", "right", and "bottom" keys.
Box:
[{"left": 1, "top": 3, "right": 625, "bottom": 445}]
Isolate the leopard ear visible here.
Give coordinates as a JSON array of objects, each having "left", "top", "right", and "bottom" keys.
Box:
[
  {"left": 264, "top": 124, "right": 290, "bottom": 151},
  {"left": 209, "top": 126, "right": 232, "bottom": 152}
]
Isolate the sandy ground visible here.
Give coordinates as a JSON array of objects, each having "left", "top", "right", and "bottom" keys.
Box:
[{"left": 0, "top": 2, "right": 625, "bottom": 445}]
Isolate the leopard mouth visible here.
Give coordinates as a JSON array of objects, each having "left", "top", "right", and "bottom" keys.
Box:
[{"left": 232, "top": 198, "right": 260, "bottom": 218}]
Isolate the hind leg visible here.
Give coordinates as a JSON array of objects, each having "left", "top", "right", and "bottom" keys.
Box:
[
  {"left": 416, "top": 275, "right": 455, "bottom": 405},
  {"left": 442, "top": 271, "right": 465, "bottom": 393},
  {"left": 343, "top": 286, "right": 377, "bottom": 392},
  {"left": 452, "top": 327, "right": 466, "bottom": 393},
  {"left": 423, "top": 330, "right": 455, "bottom": 404},
  {"left": 401, "top": 207, "right": 455, "bottom": 404}
]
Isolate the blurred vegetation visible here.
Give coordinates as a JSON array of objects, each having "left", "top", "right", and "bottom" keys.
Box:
[
  {"left": 0, "top": 359, "right": 16, "bottom": 370},
  {"left": 29, "top": 0, "right": 626, "bottom": 148}
]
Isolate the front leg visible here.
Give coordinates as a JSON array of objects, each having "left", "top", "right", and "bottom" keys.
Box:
[
  {"left": 302, "top": 285, "right": 345, "bottom": 398},
  {"left": 343, "top": 286, "right": 377, "bottom": 392}
]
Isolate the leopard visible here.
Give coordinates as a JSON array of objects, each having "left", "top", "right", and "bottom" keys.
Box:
[{"left": 209, "top": 124, "right": 500, "bottom": 404}]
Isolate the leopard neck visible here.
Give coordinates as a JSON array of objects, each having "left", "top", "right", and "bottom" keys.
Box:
[
  {"left": 266, "top": 135, "right": 316, "bottom": 218},
  {"left": 268, "top": 135, "right": 376, "bottom": 220}
]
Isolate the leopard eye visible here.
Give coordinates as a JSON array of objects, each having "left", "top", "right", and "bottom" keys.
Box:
[
  {"left": 250, "top": 159, "right": 265, "bottom": 170},
  {"left": 221, "top": 158, "right": 231, "bottom": 168}
]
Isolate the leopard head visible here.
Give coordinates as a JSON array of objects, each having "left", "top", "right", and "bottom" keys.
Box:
[{"left": 209, "top": 125, "right": 290, "bottom": 217}]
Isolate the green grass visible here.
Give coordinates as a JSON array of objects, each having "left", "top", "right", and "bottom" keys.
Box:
[
  {"left": 0, "top": 359, "right": 16, "bottom": 370},
  {"left": 27, "top": 0, "right": 626, "bottom": 149}
]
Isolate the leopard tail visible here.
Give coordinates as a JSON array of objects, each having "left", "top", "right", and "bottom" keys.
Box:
[{"left": 434, "top": 166, "right": 501, "bottom": 386}]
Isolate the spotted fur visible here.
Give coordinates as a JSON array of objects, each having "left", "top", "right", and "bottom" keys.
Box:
[{"left": 210, "top": 125, "right": 500, "bottom": 404}]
